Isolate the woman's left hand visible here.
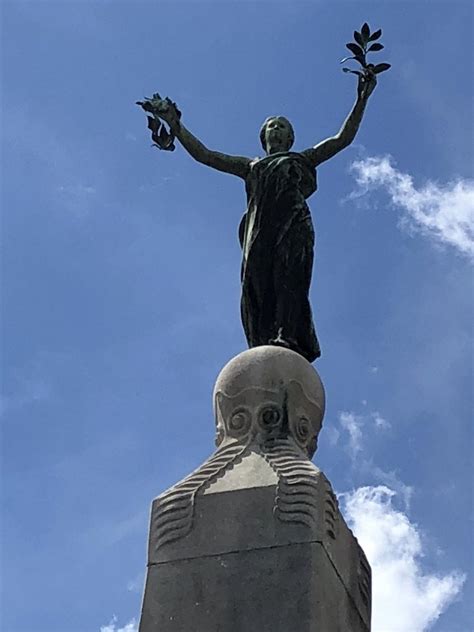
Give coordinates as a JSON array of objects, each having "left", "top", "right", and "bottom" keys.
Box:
[{"left": 357, "top": 66, "right": 377, "bottom": 100}]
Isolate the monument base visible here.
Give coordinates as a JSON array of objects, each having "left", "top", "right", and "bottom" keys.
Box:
[
  {"left": 139, "top": 347, "right": 371, "bottom": 631},
  {"left": 140, "top": 482, "right": 370, "bottom": 632}
]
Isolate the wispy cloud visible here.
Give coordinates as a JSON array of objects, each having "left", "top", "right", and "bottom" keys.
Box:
[
  {"left": 80, "top": 508, "right": 148, "bottom": 549},
  {"left": 3, "top": 104, "right": 102, "bottom": 219},
  {"left": 57, "top": 183, "right": 97, "bottom": 217},
  {"left": 126, "top": 571, "right": 145, "bottom": 594},
  {"left": 349, "top": 155, "right": 474, "bottom": 258},
  {"left": 57, "top": 184, "right": 96, "bottom": 196},
  {"left": 336, "top": 406, "right": 411, "bottom": 508},
  {"left": 339, "top": 411, "right": 364, "bottom": 458},
  {"left": 338, "top": 409, "right": 391, "bottom": 460},
  {"left": 324, "top": 425, "right": 340, "bottom": 446},
  {"left": 100, "top": 616, "right": 137, "bottom": 632},
  {"left": 363, "top": 463, "right": 413, "bottom": 511},
  {"left": 341, "top": 486, "right": 465, "bottom": 632},
  {"left": 1, "top": 351, "right": 74, "bottom": 421},
  {"left": 371, "top": 411, "right": 390, "bottom": 430}
]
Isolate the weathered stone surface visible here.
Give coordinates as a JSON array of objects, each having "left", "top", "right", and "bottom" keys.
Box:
[
  {"left": 139, "top": 347, "right": 371, "bottom": 631},
  {"left": 140, "top": 481, "right": 370, "bottom": 632},
  {"left": 213, "top": 345, "right": 325, "bottom": 457}
]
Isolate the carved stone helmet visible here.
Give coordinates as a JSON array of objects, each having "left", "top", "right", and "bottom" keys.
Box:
[{"left": 213, "top": 346, "right": 325, "bottom": 458}]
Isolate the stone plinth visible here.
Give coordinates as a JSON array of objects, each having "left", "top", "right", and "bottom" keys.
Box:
[{"left": 139, "top": 347, "right": 371, "bottom": 631}]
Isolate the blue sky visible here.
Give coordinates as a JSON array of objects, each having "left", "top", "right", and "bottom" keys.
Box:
[{"left": 2, "top": 2, "right": 473, "bottom": 631}]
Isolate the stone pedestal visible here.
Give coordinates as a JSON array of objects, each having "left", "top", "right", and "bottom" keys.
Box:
[{"left": 139, "top": 347, "right": 371, "bottom": 631}]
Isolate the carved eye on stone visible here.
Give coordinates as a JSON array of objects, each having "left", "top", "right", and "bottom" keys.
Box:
[
  {"left": 228, "top": 407, "right": 251, "bottom": 437},
  {"left": 258, "top": 406, "right": 281, "bottom": 430},
  {"left": 294, "top": 416, "right": 312, "bottom": 444}
]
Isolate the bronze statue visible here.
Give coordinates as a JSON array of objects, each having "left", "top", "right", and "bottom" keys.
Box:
[{"left": 138, "top": 25, "right": 388, "bottom": 362}]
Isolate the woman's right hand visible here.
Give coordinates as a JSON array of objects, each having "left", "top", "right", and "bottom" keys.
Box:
[{"left": 147, "top": 94, "right": 181, "bottom": 129}]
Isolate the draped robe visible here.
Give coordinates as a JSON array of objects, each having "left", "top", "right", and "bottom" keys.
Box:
[{"left": 239, "top": 152, "right": 321, "bottom": 362}]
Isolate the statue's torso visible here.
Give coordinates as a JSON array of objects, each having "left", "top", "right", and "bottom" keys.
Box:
[
  {"left": 245, "top": 151, "right": 317, "bottom": 202},
  {"left": 240, "top": 152, "right": 317, "bottom": 256}
]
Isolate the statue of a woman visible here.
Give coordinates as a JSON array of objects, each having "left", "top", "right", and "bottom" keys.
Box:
[{"left": 142, "top": 72, "right": 377, "bottom": 362}]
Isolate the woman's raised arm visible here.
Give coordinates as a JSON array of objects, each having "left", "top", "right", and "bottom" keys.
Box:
[
  {"left": 142, "top": 96, "right": 251, "bottom": 179},
  {"left": 302, "top": 72, "right": 377, "bottom": 168}
]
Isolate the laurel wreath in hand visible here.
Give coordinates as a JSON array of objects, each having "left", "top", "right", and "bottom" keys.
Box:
[{"left": 341, "top": 23, "right": 391, "bottom": 79}]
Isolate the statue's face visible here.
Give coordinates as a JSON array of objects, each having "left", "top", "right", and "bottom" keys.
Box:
[{"left": 265, "top": 117, "right": 293, "bottom": 154}]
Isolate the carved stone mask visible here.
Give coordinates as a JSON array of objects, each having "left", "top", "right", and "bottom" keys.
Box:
[{"left": 213, "top": 346, "right": 325, "bottom": 457}]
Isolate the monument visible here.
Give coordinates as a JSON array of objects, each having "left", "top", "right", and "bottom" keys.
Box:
[{"left": 137, "top": 23, "right": 390, "bottom": 632}]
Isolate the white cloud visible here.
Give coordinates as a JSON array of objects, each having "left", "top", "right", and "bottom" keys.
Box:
[
  {"left": 350, "top": 155, "right": 474, "bottom": 258},
  {"left": 368, "top": 465, "right": 413, "bottom": 511},
  {"left": 341, "top": 486, "right": 465, "bottom": 632},
  {"left": 338, "top": 409, "right": 390, "bottom": 460},
  {"left": 371, "top": 411, "right": 390, "bottom": 430},
  {"left": 100, "top": 615, "right": 138, "bottom": 632},
  {"left": 82, "top": 509, "right": 148, "bottom": 549},
  {"left": 127, "top": 571, "right": 144, "bottom": 593},
  {"left": 324, "top": 425, "right": 341, "bottom": 446},
  {"left": 339, "top": 411, "right": 364, "bottom": 458}
]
